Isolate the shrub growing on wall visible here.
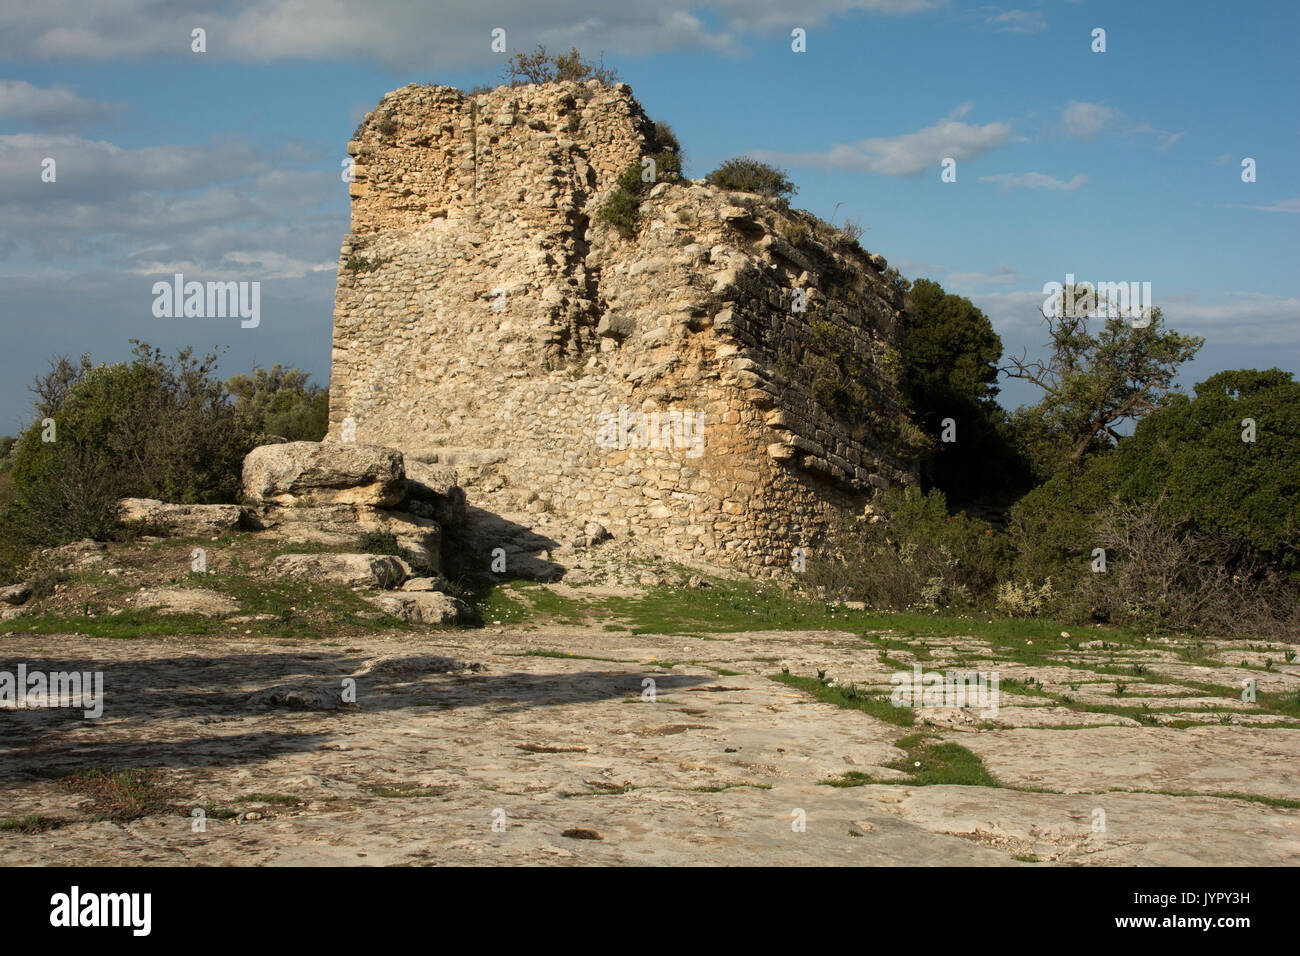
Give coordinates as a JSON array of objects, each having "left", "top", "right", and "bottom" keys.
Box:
[{"left": 705, "top": 158, "right": 796, "bottom": 199}]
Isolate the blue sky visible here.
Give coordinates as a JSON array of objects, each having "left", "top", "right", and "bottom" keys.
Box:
[{"left": 1, "top": 0, "right": 1296, "bottom": 430}]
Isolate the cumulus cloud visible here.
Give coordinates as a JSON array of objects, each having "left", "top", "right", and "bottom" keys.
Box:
[
  {"left": 1061, "top": 101, "right": 1116, "bottom": 140},
  {"left": 752, "top": 104, "right": 1015, "bottom": 177},
  {"left": 0, "top": 132, "right": 343, "bottom": 277},
  {"left": 979, "top": 171, "right": 1087, "bottom": 192},
  {"left": 0, "top": 80, "right": 122, "bottom": 129},
  {"left": 0, "top": 0, "right": 939, "bottom": 67}
]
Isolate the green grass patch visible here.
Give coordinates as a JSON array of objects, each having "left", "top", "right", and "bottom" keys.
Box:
[
  {"left": 771, "top": 672, "right": 914, "bottom": 726},
  {"left": 5, "top": 608, "right": 222, "bottom": 638},
  {"left": 512, "top": 648, "right": 625, "bottom": 663},
  {"left": 366, "top": 785, "right": 450, "bottom": 799},
  {"left": 0, "top": 814, "right": 63, "bottom": 833},
  {"left": 825, "top": 733, "right": 1000, "bottom": 788},
  {"left": 57, "top": 768, "right": 174, "bottom": 823}
]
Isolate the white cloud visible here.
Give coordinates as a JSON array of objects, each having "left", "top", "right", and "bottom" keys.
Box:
[
  {"left": 1155, "top": 130, "right": 1184, "bottom": 151},
  {"left": 0, "top": 0, "right": 940, "bottom": 66},
  {"left": 0, "top": 79, "right": 122, "bottom": 129},
  {"left": 979, "top": 171, "right": 1087, "bottom": 192},
  {"left": 984, "top": 10, "right": 1047, "bottom": 34},
  {"left": 752, "top": 104, "right": 1015, "bottom": 177},
  {"left": 1061, "top": 101, "right": 1116, "bottom": 140},
  {"left": 0, "top": 132, "right": 343, "bottom": 278},
  {"left": 1158, "top": 292, "right": 1300, "bottom": 346}
]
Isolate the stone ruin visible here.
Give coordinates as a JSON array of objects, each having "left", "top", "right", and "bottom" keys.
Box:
[{"left": 329, "top": 80, "right": 919, "bottom": 576}]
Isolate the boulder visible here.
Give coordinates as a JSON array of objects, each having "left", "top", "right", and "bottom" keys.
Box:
[
  {"left": 266, "top": 553, "right": 410, "bottom": 590},
  {"left": 242, "top": 441, "right": 405, "bottom": 507},
  {"left": 400, "top": 575, "right": 451, "bottom": 593},
  {"left": 0, "top": 582, "right": 32, "bottom": 606},
  {"left": 43, "top": 539, "right": 106, "bottom": 569},
  {"left": 118, "top": 498, "right": 243, "bottom": 537},
  {"left": 403, "top": 459, "right": 467, "bottom": 528},
  {"left": 365, "top": 591, "right": 475, "bottom": 626}
]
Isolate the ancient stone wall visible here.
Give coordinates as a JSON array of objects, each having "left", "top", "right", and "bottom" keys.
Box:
[{"left": 330, "top": 80, "right": 918, "bottom": 575}]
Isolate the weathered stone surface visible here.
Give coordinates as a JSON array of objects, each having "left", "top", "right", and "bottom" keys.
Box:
[
  {"left": 133, "top": 587, "right": 239, "bottom": 617},
  {"left": 42, "top": 539, "right": 106, "bottom": 569},
  {"left": 242, "top": 441, "right": 404, "bottom": 507},
  {"left": 365, "top": 590, "right": 474, "bottom": 625},
  {"left": 267, "top": 553, "right": 410, "bottom": 590},
  {"left": 328, "top": 82, "right": 919, "bottom": 577},
  {"left": 0, "top": 583, "right": 31, "bottom": 606},
  {"left": 403, "top": 459, "right": 467, "bottom": 528},
  {"left": 5, "top": 622, "right": 1296, "bottom": 866},
  {"left": 400, "top": 575, "right": 450, "bottom": 593},
  {"left": 118, "top": 498, "right": 243, "bottom": 537},
  {"left": 247, "top": 505, "right": 440, "bottom": 572}
]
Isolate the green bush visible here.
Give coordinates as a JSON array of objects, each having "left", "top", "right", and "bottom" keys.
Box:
[
  {"left": 809, "top": 487, "right": 1011, "bottom": 611},
  {"left": 1112, "top": 368, "right": 1299, "bottom": 572},
  {"left": 705, "top": 158, "right": 796, "bottom": 199},
  {"left": 227, "top": 364, "right": 329, "bottom": 442},
  {"left": 1005, "top": 369, "right": 1300, "bottom": 633},
  {"left": 1, "top": 343, "right": 259, "bottom": 557},
  {"left": 597, "top": 150, "right": 682, "bottom": 237},
  {"left": 1007, "top": 453, "right": 1119, "bottom": 589},
  {"left": 902, "top": 279, "right": 1031, "bottom": 506}
]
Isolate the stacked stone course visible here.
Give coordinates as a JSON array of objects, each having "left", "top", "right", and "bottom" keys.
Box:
[{"left": 330, "top": 80, "right": 918, "bottom": 575}]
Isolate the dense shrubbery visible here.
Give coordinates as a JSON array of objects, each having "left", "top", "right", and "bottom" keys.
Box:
[
  {"left": 227, "top": 364, "right": 329, "bottom": 443},
  {"left": 996, "top": 368, "right": 1300, "bottom": 633},
  {"left": 705, "top": 158, "right": 796, "bottom": 199},
  {"left": 807, "top": 487, "right": 1010, "bottom": 612},
  {"left": 817, "top": 367, "right": 1300, "bottom": 637},
  {"left": 0, "top": 344, "right": 328, "bottom": 580},
  {"left": 902, "top": 279, "right": 1031, "bottom": 506}
]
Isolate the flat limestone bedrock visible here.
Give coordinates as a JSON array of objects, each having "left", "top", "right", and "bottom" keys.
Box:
[{"left": 329, "top": 81, "right": 918, "bottom": 574}]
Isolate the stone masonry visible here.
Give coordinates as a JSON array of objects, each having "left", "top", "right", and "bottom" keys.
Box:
[{"left": 329, "top": 80, "right": 919, "bottom": 575}]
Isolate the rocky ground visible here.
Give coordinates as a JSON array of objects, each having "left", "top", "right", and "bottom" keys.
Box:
[{"left": 2, "top": 536, "right": 1297, "bottom": 865}]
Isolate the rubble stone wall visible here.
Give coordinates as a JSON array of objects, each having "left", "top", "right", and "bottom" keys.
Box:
[{"left": 330, "top": 80, "right": 918, "bottom": 574}]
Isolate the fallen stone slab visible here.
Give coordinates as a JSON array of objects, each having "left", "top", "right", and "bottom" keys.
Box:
[
  {"left": 118, "top": 498, "right": 243, "bottom": 537},
  {"left": 365, "top": 591, "right": 475, "bottom": 626},
  {"left": 245, "top": 504, "right": 440, "bottom": 573},
  {"left": 248, "top": 684, "right": 351, "bottom": 711},
  {"left": 356, "top": 655, "right": 483, "bottom": 677},
  {"left": 400, "top": 575, "right": 450, "bottom": 592},
  {"left": 403, "top": 459, "right": 468, "bottom": 528},
  {"left": 242, "top": 441, "right": 405, "bottom": 507},
  {"left": 267, "top": 553, "right": 410, "bottom": 589},
  {"left": 0, "top": 582, "right": 32, "bottom": 606}
]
